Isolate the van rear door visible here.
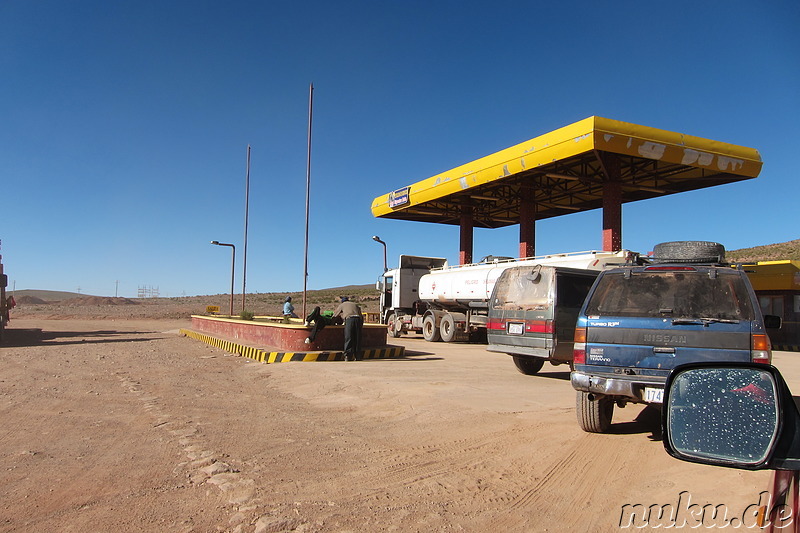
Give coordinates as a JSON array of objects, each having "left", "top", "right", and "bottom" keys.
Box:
[{"left": 487, "top": 266, "right": 556, "bottom": 357}]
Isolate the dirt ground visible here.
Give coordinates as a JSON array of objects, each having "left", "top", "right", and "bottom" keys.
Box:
[{"left": 1, "top": 315, "right": 796, "bottom": 532}]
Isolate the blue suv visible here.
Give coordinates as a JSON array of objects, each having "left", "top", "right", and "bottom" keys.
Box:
[{"left": 570, "top": 241, "right": 782, "bottom": 433}]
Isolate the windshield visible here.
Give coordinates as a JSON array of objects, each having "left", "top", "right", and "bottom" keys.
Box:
[{"left": 585, "top": 270, "right": 754, "bottom": 320}]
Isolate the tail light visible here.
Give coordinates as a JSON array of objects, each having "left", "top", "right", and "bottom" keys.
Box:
[
  {"left": 573, "top": 327, "right": 586, "bottom": 364},
  {"left": 751, "top": 334, "right": 772, "bottom": 364},
  {"left": 486, "top": 320, "right": 504, "bottom": 331},
  {"left": 526, "top": 320, "right": 553, "bottom": 334}
]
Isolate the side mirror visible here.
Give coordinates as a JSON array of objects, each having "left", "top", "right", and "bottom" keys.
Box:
[
  {"left": 375, "top": 280, "right": 382, "bottom": 291},
  {"left": 765, "top": 314, "right": 782, "bottom": 330},
  {"left": 663, "top": 363, "right": 800, "bottom": 471}
]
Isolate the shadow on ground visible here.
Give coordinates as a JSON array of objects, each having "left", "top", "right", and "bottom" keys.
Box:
[{"left": 1, "top": 328, "right": 157, "bottom": 348}]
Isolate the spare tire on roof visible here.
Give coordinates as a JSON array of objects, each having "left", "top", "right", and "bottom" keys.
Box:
[{"left": 651, "top": 241, "right": 725, "bottom": 264}]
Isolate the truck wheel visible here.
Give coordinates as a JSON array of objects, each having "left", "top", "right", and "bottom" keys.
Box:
[
  {"left": 576, "top": 391, "right": 614, "bottom": 433},
  {"left": 422, "top": 315, "right": 441, "bottom": 342},
  {"left": 386, "top": 314, "right": 401, "bottom": 338},
  {"left": 512, "top": 355, "right": 544, "bottom": 375},
  {"left": 652, "top": 241, "right": 725, "bottom": 264},
  {"left": 440, "top": 314, "right": 458, "bottom": 342}
]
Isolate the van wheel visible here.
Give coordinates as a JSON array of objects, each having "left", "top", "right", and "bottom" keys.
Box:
[
  {"left": 512, "top": 356, "right": 545, "bottom": 375},
  {"left": 422, "top": 315, "right": 441, "bottom": 342},
  {"left": 386, "top": 314, "right": 401, "bottom": 338},
  {"left": 576, "top": 391, "right": 614, "bottom": 433},
  {"left": 440, "top": 314, "right": 457, "bottom": 342}
]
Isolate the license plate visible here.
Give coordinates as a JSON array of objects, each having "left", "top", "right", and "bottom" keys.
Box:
[
  {"left": 644, "top": 387, "right": 664, "bottom": 403},
  {"left": 507, "top": 322, "right": 524, "bottom": 335}
]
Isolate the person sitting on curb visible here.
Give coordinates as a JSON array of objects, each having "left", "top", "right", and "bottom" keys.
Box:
[{"left": 283, "top": 296, "right": 298, "bottom": 319}]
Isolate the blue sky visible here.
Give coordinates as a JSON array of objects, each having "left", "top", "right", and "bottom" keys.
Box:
[{"left": 2, "top": 1, "right": 798, "bottom": 298}]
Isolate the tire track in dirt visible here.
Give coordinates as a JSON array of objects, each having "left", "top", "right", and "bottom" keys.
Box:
[
  {"left": 337, "top": 423, "right": 537, "bottom": 516},
  {"left": 116, "top": 371, "right": 302, "bottom": 533},
  {"left": 488, "top": 432, "right": 632, "bottom": 531}
]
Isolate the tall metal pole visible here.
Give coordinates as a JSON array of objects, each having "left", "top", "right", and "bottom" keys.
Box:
[
  {"left": 302, "top": 83, "right": 314, "bottom": 320},
  {"left": 242, "top": 144, "right": 251, "bottom": 313}
]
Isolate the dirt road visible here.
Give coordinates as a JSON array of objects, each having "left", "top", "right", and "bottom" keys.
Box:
[{"left": 1, "top": 318, "right": 792, "bottom": 532}]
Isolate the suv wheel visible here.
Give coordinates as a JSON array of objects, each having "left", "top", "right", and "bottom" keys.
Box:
[
  {"left": 576, "top": 391, "right": 614, "bottom": 433},
  {"left": 652, "top": 241, "right": 725, "bottom": 264},
  {"left": 512, "top": 355, "right": 545, "bottom": 375}
]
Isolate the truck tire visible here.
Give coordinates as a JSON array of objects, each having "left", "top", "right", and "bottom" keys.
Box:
[
  {"left": 422, "top": 315, "right": 441, "bottom": 342},
  {"left": 440, "top": 314, "right": 458, "bottom": 342},
  {"left": 576, "top": 391, "right": 614, "bottom": 433},
  {"left": 652, "top": 241, "right": 725, "bottom": 264},
  {"left": 386, "top": 313, "right": 401, "bottom": 338},
  {"left": 512, "top": 355, "right": 544, "bottom": 375}
]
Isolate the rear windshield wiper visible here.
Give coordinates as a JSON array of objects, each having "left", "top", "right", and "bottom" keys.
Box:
[{"left": 672, "top": 317, "right": 740, "bottom": 326}]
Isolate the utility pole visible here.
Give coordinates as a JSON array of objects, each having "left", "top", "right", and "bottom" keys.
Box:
[
  {"left": 302, "top": 82, "right": 314, "bottom": 319},
  {"left": 242, "top": 144, "right": 251, "bottom": 313}
]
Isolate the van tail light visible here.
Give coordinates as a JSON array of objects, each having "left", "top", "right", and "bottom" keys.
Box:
[
  {"left": 526, "top": 320, "right": 553, "bottom": 334},
  {"left": 486, "top": 320, "right": 504, "bottom": 331},
  {"left": 751, "top": 334, "right": 772, "bottom": 364},
  {"left": 573, "top": 327, "right": 586, "bottom": 364}
]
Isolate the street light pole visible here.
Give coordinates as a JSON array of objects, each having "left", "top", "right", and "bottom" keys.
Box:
[
  {"left": 372, "top": 236, "right": 387, "bottom": 272},
  {"left": 210, "top": 240, "right": 235, "bottom": 316}
]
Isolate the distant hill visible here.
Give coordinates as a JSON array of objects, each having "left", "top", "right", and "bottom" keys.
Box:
[
  {"left": 727, "top": 239, "right": 800, "bottom": 263},
  {"left": 11, "top": 289, "right": 93, "bottom": 302}
]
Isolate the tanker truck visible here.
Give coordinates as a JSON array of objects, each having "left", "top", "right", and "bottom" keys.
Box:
[{"left": 377, "top": 250, "right": 634, "bottom": 343}]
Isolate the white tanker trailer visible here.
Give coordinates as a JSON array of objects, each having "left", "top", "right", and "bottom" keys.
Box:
[{"left": 377, "top": 250, "right": 633, "bottom": 342}]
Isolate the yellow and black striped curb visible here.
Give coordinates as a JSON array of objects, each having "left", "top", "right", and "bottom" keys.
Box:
[
  {"left": 179, "top": 329, "right": 405, "bottom": 363},
  {"left": 773, "top": 344, "right": 799, "bottom": 352}
]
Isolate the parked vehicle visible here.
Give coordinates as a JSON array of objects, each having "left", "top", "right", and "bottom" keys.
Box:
[
  {"left": 571, "top": 241, "right": 782, "bottom": 433},
  {"left": 663, "top": 362, "right": 800, "bottom": 531},
  {"left": 486, "top": 265, "right": 604, "bottom": 375},
  {"left": 377, "top": 250, "right": 631, "bottom": 343}
]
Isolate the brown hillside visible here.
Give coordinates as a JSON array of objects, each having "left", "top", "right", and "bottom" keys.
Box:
[
  {"left": 727, "top": 239, "right": 800, "bottom": 263},
  {"left": 60, "top": 297, "right": 139, "bottom": 306},
  {"left": 15, "top": 295, "right": 49, "bottom": 305}
]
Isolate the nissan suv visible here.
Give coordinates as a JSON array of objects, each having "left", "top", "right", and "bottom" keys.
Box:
[{"left": 570, "top": 241, "right": 782, "bottom": 433}]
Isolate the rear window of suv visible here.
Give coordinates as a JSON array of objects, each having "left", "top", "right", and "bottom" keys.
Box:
[{"left": 585, "top": 269, "right": 754, "bottom": 320}]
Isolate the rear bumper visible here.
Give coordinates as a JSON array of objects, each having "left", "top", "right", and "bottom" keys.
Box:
[{"left": 571, "top": 371, "right": 666, "bottom": 403}]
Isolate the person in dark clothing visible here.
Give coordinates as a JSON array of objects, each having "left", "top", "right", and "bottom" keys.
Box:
[
  {"left": 304, "top": 306, "right": 327, "bottom": 344},
  {"left": 332, "top": 296, "right": 363, "bottom": 361}
]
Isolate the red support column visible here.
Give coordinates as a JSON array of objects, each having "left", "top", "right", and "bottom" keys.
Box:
[
  {"left": 519, "top": 186, "right": 536, "bottom": 258},
  {"left": 459, "top": 204, "right": 473, "bottom": 265},
  {"left": 601, "top": 154, "right": 622, "bottom": 251}
]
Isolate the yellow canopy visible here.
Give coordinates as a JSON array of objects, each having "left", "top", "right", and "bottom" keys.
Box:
[{"left": 371, "top": 116, "right": 762, "bottom": 228}]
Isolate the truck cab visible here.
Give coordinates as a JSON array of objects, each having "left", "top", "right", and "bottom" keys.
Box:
[{"left": 377, "top": 255, "right": 447, "bottom": 336}]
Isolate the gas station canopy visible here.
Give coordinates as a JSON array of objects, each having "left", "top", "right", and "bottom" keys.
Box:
[{"left": 371, "top": 116, "right": 762, "bottom": 228}]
